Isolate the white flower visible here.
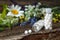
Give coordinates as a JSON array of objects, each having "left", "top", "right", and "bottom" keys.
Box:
[
  {"left": 41, "top": 8, "right": 46, "bottom": 14},
  {"left": 36, "top": 2, "right": 41, "bottom": 8},
  {"left": 7, "top": 4, "right": 24, "bottom": 17},
  {"left": 38, "top": 2, "right": 41, "bottom": 5},
  {"left": 25, "top": 5, "right": 35, "bottom": 11}
]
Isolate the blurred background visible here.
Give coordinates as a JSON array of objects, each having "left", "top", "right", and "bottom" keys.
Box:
[{"left": 0, "top": 0, "right": 60, "bottom": 6}]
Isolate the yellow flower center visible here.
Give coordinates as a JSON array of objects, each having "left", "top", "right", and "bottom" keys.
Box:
[{"left": 11, "top": 10, "right": 18, "bottom": 15}]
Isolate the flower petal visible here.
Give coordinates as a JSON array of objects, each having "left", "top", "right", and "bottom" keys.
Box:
[
  {"left": 17, "top": 7, "right": 21, "bottom": 11},
  {"left": 7, "top": 12, "right": 14, "bottom": 16},
  {"left": 19, "top": 11, "right": 24, "bottom": 14},
  {"left": 15, "top": 14, "right": 23, "bottom": 17},
  {"left": 14, "top": 15, "right": 19, "bottom": 17},
  {"left": 7, "top": 8, "right": 11, "bottom": 11},
  {"left": 15, "top": 5, "right": 19, "bottom": 9},
  {"left": 11, "top": 4, "right": 14, "bottom": 9}
]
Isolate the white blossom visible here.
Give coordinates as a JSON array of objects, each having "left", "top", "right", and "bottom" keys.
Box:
[{"left": 7, "top": 4, "right": 24, "bottom": 17}]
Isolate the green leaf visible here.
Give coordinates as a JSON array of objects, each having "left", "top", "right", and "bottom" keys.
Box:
[{"left": 1, "top": 5, "right": 7, "bottom": 18}]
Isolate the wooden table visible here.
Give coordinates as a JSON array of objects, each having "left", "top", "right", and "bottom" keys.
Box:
[{"left": 0, "top": 23, "right": 60, "bottom": 40}]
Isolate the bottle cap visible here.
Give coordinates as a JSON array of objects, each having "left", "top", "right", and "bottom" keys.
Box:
[{"left": 46, "top": 8, "right": 52, "bottom": 14}]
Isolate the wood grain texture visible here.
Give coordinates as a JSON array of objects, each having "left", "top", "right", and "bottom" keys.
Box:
[{"left": 0, "top": 23, "right": 60, "bottom": 40}]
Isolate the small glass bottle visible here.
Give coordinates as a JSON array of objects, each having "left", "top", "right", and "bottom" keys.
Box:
[
  {"left": 44, "top": 8, "right": 52, "bottom": 30},
  {"left": 32, "top": 20, "right": 44, "bottom": 32}
]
